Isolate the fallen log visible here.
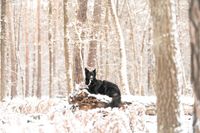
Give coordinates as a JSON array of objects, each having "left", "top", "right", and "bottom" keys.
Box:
[
  {"left": 69, "top": 88, "right": 112, "bottom": 110},
  {"left": 69, "top": 88, "right": 193, "bottom": 115}
]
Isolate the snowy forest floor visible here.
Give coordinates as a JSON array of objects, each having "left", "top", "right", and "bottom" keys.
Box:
[{"left": 0, "top": 96, "right": 193, "bottom": 133}]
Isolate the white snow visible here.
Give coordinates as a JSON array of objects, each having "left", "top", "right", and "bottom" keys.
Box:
[{"left": 0, "top": 96, "right": 193, "bottom": 133}]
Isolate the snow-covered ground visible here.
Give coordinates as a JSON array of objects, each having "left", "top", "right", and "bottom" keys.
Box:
[{"left": 0, "top": 96, "right": 193, "bottom": 133}]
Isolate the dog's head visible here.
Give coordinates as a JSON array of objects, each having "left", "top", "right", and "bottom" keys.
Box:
[{"left": 85, "top": 68, "right": 96, "bottom": 85}]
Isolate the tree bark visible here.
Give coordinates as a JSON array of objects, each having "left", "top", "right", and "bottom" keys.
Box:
[
  {"left": 17, "top": 1, "right": 24, "bottom": 96},
  {"left": 126, "top": 0, "right": 139, "bottom": 94},
  {"left": 48, "top": 0, "right": 53, "bottom": 98},
  {"left": 36, "top": 0, "right": 41, "bottom": 98},
  {"left": 9, "top": 1, "right": 18, "bottom": 98},
  {"left": 32, "top": 43, "right": 36, "bottom": 97},
  {"left": 63, "top": 0, "right": 73, "bottom": 94},
  {"left": 108, "top": 0, "right": 130, "bottom": 94},
  {"left": 31, "top": 0, "right": 37, "bottom": 97},
  {"left": 189, "top": 0, "right": 200, "bottom": 132},
  {"left": 25, "top": 0, "right": 30, "bottom": 97},
  {"left": 87, "top": 0, "right": 102, "bottom": 68},
  {"left": 104, "top": 1, "right": 109, "bottom": 80},
  {"left": 77, "top": 0, "right": 88, "bottom": 23},
  {"left": 149, "top": 0, "right": 183, "bottom": 132},
  {"left": 74, "top": 0, "right": 88, "bottom": 84},
  {"left": 1, "top": 0, "right": 7, "bottom": 101}
]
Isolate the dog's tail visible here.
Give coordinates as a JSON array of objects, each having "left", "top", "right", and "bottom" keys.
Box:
[{"left": 109, "top": 93, "right": 121, "bottom": 108}]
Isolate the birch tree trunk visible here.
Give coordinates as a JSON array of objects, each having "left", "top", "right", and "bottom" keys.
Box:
[
  {"left": 9, "top": 1, "right": 18, "bottom": 98},
  {"left": 109, "top": 0, "right": 130, "bottom": 94},
  {"left": 25, "top": 0, "right": 30, "bottom": 97},
  {"left": 32, "top": 0, "right": 37, "bottom": 96},
  {"left": 53, "top": 6, "right": 57, "bottom": 94},
  {"left": 32, "top": 43, "right": 36, "bottom": 97},
  {"left": 87, "top": 0, "right": 101, "bottom": 68},
  {"left": 48, "top": 0, "right": 53, "bottom": 97},
  {"left": 189, "top": 0, "right": 200, "bottom": 132},
  {"left": 104, "top": 1, "right": 109, "bottom": 80},
  {"left": 149, "top": 0, "right": 183, "bottom": 132},
  {"left": 63, "top": 0, "right": 73, "bottom": 94},
  {"left": 126, "top": 0, "right": 139, "bottom": 94},
  {"left": 17, "top": 1, "right": 24, "bottom": 96},
  {"left": 36, "top": 0, "right": 41, "bottom": 98},
  {"left": 1, "top": 0, "right": 7, "bottom": 101}
]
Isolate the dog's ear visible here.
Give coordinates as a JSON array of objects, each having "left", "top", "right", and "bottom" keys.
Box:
[
  {"left": 93, "top": 69, "right": 96, "bottom": 78},
  {"left": 85, "top": 67, "right": 89, "bottom": 72},
  {"left": 85, "top": 68, "right": 89, "bottom": 75},
  {"left": 93, "top": 69, "right": 96, "bottom": 73}
]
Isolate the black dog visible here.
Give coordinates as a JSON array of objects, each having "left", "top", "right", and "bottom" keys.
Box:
[{"left": 85, "top": 68, "right": 121, "bottom": 107}]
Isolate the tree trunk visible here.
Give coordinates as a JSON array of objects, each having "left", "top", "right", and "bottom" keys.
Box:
[
  {"left": 32, "top": 44, "right": 36, "bottom": 97},
  {"left": 36, "top": 0, "right": 41, "bottom": 98},
  {"left": 149, "top": 0, "right": 183, "bottom": 132},
  {"left": 126, "top": 0, "right": 139, "bottom": 95},
  {"left": 108, "top": 0, "right": 130, "bottom": 94},
  {"left": 104, "top": 1, "right": 109, "bottom": 80},
  {"left": 1, "top": 0, "right": 7, "bottom": 101},
  {"left": 17, "top": 1, "right": 24, "bottom": 97},
  {"left": 53, "top": 7, "right": 57, "bottom": 94},
  {"left": 74, "top": 0, "right": 88, "bottom": 84},
  {"left": 9, "top": 1, "right": 18, "bottom": 98},
  {"left": 25, "top": 0, "right": 30, "bottom": 97},
  {"left": 63, "top": 0, "right": 73, "bottom": 94},
  {"left": 48, "top": 0, "right": 53, "bottom": 98},
  {"left": 77, "top": 0, "right": 88, "bottom": 23},
  {"left": 87, "top": 0, "right": 102, "bottom": 68},
  {"left": 31, "top": 0, "right": 36, "bottom": 97},
  {"left": 189, "top": 0, "right": 200, "bottom": 132}
]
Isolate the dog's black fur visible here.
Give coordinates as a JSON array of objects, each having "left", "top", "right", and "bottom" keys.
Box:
[{"left": 85, "top": 68, "right": 121, "bottom": 107}]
